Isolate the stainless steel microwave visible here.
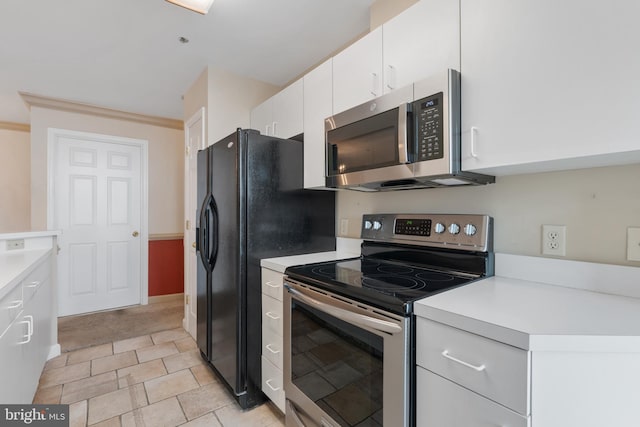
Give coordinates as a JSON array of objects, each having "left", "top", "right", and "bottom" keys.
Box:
[{"left": 325, "top": 69, "right": 494, "bottom": 191}]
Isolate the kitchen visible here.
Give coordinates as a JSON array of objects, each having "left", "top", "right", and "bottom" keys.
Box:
[{"left": 1, "top": 0, "right": 640, "bottom": 426}]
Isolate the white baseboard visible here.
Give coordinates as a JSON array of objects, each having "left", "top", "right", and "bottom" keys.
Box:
[
  {"left": 47, "top": 344, "right": 61, "bottom": 360},
  {"left": 148, "top": 293, "right": 184, "bottom": 304}
]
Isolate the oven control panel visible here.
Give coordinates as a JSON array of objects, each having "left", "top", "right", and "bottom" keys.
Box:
[{"left": 362, "top": 213, "right": 492, "bottom": 251}]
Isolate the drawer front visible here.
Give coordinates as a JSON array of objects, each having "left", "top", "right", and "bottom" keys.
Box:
[
  {"left": 417, "top": 367, "right": 529, "bottom": 427},
  {"left": 263, "top": 324, "right": 283, "bottom": 369},
  {"left": 416, "top": 317, "right": 530, "bottom": 415},
  {"left": 262, "top": 294, "right": 283, "bottom": 337},
  {"left": 22, "top": 257, "right": 50, "bottom": 303},
  {"left": 0, "top": 284, "right": 24, "bottom": 338},
  {"left": 262, "top": 268, "right": 284, "bottom": 301},
  {"left": 262, "top": 356, "right": 285, "bottom": 413}
]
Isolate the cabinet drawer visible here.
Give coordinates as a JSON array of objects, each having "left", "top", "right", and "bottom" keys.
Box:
[
  {"left": 417, "top": 367, "right": 529, "bottom": 427},
  {"left": 262, "top": 268, "right": 284, "bottom": 301},
  {"left": 416, "top": 317, "right": 530, "bottom": 415},
  {"left": 262, "top": 356, "right": 285, "bottom": 413},
  {"left": 262, "top": 294, "right": 283, "bottom": 337},
  {"left": 263, "top": 324, "right": 283, "bottom": 369},
  {"left": 0, "top": 284, "right": 24, "bottom": 338},
  {"left": 22, "top": 257, "right": 50, "bottom": 303}
]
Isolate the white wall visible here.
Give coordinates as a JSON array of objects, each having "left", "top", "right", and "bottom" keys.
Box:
[
  {"left": 337, "top": 163, "right": 640, "bottom": 266},
  {"left": 0, "top": 128, "right": 30, "bottom": 232},
  {"left": 370, "top": 0, "right": 418, "bottom": 29},
  {"left": 30, "top": 107, "right": 184, "bottom": 235}
]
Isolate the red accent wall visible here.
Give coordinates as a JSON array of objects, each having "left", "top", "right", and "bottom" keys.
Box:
[{"left": 149, "top": 239, "right": 184, "bottom": 296}]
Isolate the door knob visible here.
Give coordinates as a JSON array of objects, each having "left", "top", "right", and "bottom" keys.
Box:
[
  {"left": 192, "top": 242, "right": 196, "bottom": 248},
  {"left": 132, "top": 231, "right": 139, "bottom": 237}
]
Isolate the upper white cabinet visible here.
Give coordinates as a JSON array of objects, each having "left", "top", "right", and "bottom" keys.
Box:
[
  {"left": 303, "top": 59, "right": 333, "bottom": 189},
  {"left": 250, "top": 78, "right": 303, "bottom": 139},
  {"left": 460, "top": 0, "right": 640, "bottom": 175},
  {"left": 332, "top": 27, "right": 383, "bottom": 114},
  {"left": 382, "top": 0, "right": 460, "bottom": 94}
]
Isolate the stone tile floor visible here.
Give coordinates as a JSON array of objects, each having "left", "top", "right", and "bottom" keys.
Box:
[{"left": 33, "top": 328, "right": 285, "bottom": 427}]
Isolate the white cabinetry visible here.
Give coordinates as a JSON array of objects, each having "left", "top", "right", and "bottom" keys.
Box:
[
  {"left": 260, "top": 267, "right": 285, "bottom": 412},
  {"left": 460, "top": 0, "right": 640, "bottom": 175},
  {"left": 303, "top": 59, "right": 332, "bottom": 189},
  {"left": 250, "top": 79, "right": 303, "bottom": 139},
  {"left": 0, "top": 252, "right": 55, "bottom": 404},
  {"left": 382, "top": 0, "right": 460, "bottom": 94}
]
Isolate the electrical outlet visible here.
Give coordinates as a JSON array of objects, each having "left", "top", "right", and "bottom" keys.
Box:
[
  {"left": 628, "top": 227, "right": 640, "bottom": 261},
  {"left": 340, "top": 218, "right": 349, "bottom": 236},
  {"left": 542, "top": 225, "right": 566, "bottom": 256},
  {"left": 6, "top": 239, "right": 25, "bottom": 250}
]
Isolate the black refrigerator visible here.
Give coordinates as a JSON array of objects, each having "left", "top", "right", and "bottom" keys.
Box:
[{"left": 196, "top": 129, "right": 335, "bottom": 409}]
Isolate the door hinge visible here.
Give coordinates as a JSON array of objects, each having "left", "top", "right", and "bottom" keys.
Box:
[
  {"left": 186, "top": 220, "right": 191, "bottom": 230},
  {"left": 185, "top": 295, "right": 190, "bottom": 305},
  {"left": 185, "top": 145, "right": 190, "bottom": 156}
]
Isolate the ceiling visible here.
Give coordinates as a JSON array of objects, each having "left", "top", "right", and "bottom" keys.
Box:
[{"left": 0, "top": 0, "right": 373, "bottom": 124}]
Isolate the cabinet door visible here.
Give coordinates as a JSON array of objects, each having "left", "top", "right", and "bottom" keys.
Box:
[
  {"left": 383, "top": 0, "right": 460, "bottom": 94},
  {"left": 460, "top": 0, "right": 640, "bottom": 175},
  {"left": 303, "top": 59, "right": 333, "bottom": 189},
  {"left": 273, "top": 78, "right": 303, "bottom": 139},
  {"left": 0, "top": 312, "right": 31, "bottom": 403},
  {"left": 250, "top": 97, "right": 274, "bottom": 136},
  {"left": 332, "top": 27, "right": 383, "bottom": 114}
]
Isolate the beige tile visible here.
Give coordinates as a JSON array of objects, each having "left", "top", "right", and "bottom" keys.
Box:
[
  {"left": 150, "top": 328, "right": 189, "bottom": 345},
  {"left": 163, "top": 350, "right": 204, "bottom": 373},
  {"left": 113, "top": 335, "right": 153, "bottom": 354},
  {"left": 117, "top": 359, "right": 167, "bottom": 388},
  {"left": 87, "top": 384, "right": 147, "bottom": 425},
  {"left": 67, "top": 343, "right": 114, "bottom": 365},
  {"left": 177, "top": 382, "right": 235, "bottom": 420},
  {"left": 144, "top": 369, "right": 199, "bottom": 404},
  {"left": 69, "top": 400, "right": 88, "bottom": 427},
  {"left": 214, "top": 402, "right": 284, "bottom": 427},
  {"left": 190, "top": 365, "right": 217, "bottom": 387},
  {"left": 61, "top": 372, "right": 118, "bottom": 404},
  {"left": 181, "top": 412, "right": 222, "bottom": 427},
  {"left": 33, "top": 384, "right": 63, "bottom": 404},
  {"left": 89, "top": 416, "right": 121, "bottom": 427},
  {"left": 92, "top": 351, "right": 138, "bottom": 376},
  {"left": 39, "top": 362, "right": 91, "bottom": 388},
  {"left": 135, "top": 341, "right": 179, "bottom": 363},
  {"left": 121, "top": 397, "right": 186, "bottom": 427},
  {"left": 44, "top": 354, "right": 68, "bottom": 371},
  {"left": 174, "top": 336, "right": 198, "bottom": 353}
]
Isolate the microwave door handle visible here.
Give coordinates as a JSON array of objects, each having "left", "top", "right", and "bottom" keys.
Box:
[
  {"left": 398, "top": 103, "right": 409, "bottom": 164},
  {"left": 287, "top": 286, "right": 402, "bottom": 335}
]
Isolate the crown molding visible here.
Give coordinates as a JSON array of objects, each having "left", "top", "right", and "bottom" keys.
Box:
[
  {"left": 19, "top": 92, "right": 184, "bottom": 131},
  {"left": 0, "top": 121, "right": 30, "bottom": 132}
]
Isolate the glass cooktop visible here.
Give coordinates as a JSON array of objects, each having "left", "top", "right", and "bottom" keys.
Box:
[{"left": 285, "top": 257, "right": 477, "bottom": 316}]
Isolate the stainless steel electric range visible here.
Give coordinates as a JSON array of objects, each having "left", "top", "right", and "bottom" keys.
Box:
[{"left": 283, "top": 213, "right": 494, "bottom": 427}]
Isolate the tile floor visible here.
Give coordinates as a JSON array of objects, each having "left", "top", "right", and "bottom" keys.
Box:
[{"left": 33, "top": 327, "right": 285, "bottom": 427}]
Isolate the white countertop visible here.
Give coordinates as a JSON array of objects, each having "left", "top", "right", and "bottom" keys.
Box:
[
  {"left": 415, "top": 275, "right": 640, "bottom": 352},
  {"left": 260, "top": 251, "right": 359, "bottom": 273},
  {"left": 0, "top": 249, "right": 52, "bottom": 300},
  {"left": 0, "top": 230, "right": 60, "bottom": 240}
]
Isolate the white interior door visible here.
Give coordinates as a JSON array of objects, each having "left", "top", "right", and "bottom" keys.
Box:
[
  {"left": 51, "top": 130, "right": 147, "bottom": 317},
  {"left": 184, "top": 109, "right": 204, "bottom": 338}
]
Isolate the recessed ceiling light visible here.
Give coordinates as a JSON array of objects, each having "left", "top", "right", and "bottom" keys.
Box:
[
  {"left": 166, "top": 0, "right": 214, "bottom": 15},
  {"left": 179, "top": 36, "right": 190, "bottom": 44}
]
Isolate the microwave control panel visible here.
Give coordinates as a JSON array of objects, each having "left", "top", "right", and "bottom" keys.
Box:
[{"left": 414, "top": 92, "right": 444, "bottom": 161}]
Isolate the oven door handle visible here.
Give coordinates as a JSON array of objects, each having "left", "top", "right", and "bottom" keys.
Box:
[{"left": 287, "top": 287, "right": 402, "bottom": 335}]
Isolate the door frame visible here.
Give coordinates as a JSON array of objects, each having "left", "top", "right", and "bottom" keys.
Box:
[
  {"left": 184, "top": 108, "right": 206, "bottom": 336},
  {"left": 47, "top": 128, "right": 150, "bottom": 306}
]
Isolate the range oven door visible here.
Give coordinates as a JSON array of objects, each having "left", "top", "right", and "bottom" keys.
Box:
[{"left": 283, "top": 279, "right": 411, "bottom": 427}]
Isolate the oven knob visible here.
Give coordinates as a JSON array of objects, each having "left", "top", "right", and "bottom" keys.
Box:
[
  {"left": 449, "top": 223, "right": 460, "bottom": 235},
  {"left": 364, "top": 220, "right": 373, "bottom": 230},
  {"left": 434, "top": 223, "right": 446, "bottom": 234},
  {"left": 373, "top": 221, "right": 382, "bottom": 230},
  {"left": 464, "top": 224, "right": 477, "bottom": 236}
]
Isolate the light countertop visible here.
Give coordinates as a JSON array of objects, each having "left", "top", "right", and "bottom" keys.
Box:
[
  {"left": 0, "top": 249, "right": 52, "bottom": 300},
  {"left": 261, "top": 251, "right": 359, "bottom": 273}
]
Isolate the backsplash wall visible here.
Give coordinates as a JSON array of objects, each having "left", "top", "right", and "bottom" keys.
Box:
[{"left": 336, "top": 163, "right": 640, "bottom": 266}]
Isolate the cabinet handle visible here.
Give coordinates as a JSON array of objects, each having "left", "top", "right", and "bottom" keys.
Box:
[
  {"left": 470, "top": 126, "right": 479, "bottom": 158},
  {"left": 265, "top": 311, "right": 280, "bottom": 320},
  {"left": 265, "top": 281, "right": 280, "bottom": 289},
  {"left": 26, "top": 281, "right": 40, "bottom": 288},
  {"left": 272, "top": 121, "right": 278, "bottom": 136},
  {"left": 371, "top": 72, "right": 379, "bottom": 97},
  {"left": 265, "top": 343, "right": 280, "bottom": 354},
  {"left": 18, "top": 315, "right": 34, "bottom": 345},
  {"left": 386, "top": 65, "right": 396, "bottom": 90},
  {"left": 7, "top": 300, "right": 23, "bottom": 309},
  {"left": 265, "top": 379, "right": 281, "bottom": 392},
  {"left": 441, "top": 350, "right": 486, "bottom": 372}
]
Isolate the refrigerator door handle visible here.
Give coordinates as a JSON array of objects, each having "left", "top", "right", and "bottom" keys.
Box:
[
  {"left": 208, "top": 195, "right": 219, "bottom": 269},
  {"left": 198, "top": 193, "right": 213, "bottom": 272}
]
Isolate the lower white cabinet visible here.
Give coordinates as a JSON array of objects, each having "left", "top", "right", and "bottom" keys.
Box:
[{"left": 260, "top": 267, "right": 285, "bottom": 413}]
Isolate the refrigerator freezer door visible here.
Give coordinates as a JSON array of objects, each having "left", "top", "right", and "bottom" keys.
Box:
[{"left": 196, "top": 148, "right": 211, "bottom": 357}]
